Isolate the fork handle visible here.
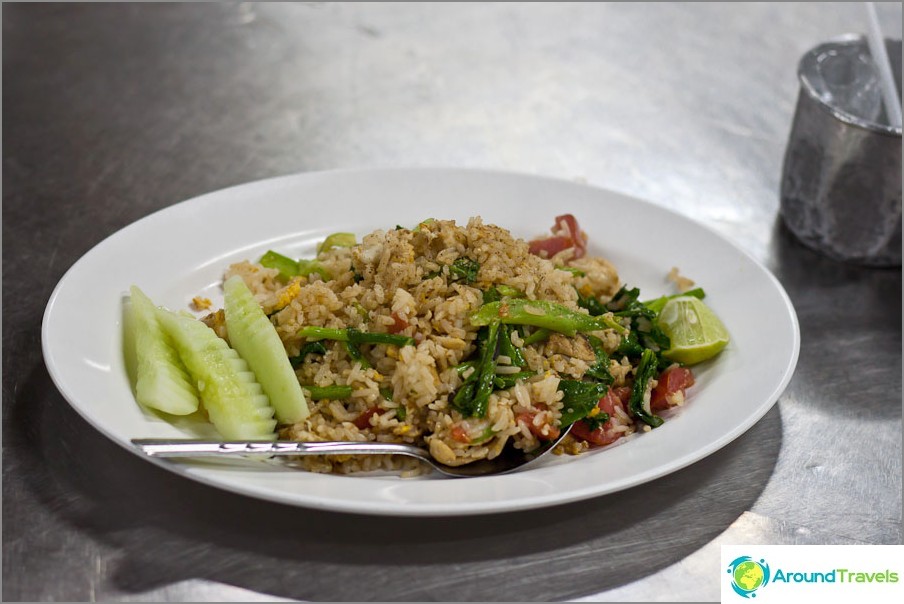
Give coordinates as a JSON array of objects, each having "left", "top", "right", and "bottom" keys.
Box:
[{"left": 131, "top": 439, "right": 423, "bottom": 458}]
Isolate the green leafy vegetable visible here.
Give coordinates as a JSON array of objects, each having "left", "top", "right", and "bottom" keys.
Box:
[
  {"left": 584, "top": 334, "right": 614, "bottom": 385},
  {"left": 296, "top": 326, "right": 414, "bottom": 348},
  {"left": 522, "top": 327, "right": 551, "bottom": 346},
  {"left": 344, "top": 340, "right": 371, "bottom": 369},
  {"left": 297, "top": 326, "right": 414, "bottom": 371},
  {"left": 455, "top": 360, "right": 478, "bottom": 375},
  {"left": 451, "top": 321, "right": 501, "bottom": 418},
  {"left": 556, "top": 265, "right": 586, "bottom": 277},
  {"left": 606, "top": 285, "right": 671, "bottom": 361},
  {"left": 628, "top": 349, "right": 663, "bottom": 427},
  {"left": 297, "top": 326, "right": 350, "bottom": 341},
  {"left": 472, "top": 299, "right": 627, "bottom": 336},
  {"left": 498, "top": 324, "right": 526, "bottom": 367},
  {"left": 482, "top": 287, "right": 501, "bottom": 304},
  {"left": 492, "top": 371, "right": 535, "bottom": 390},
  {"left": 449, "top": 257, "right": 480, "bottom": 284},
  {"left": 581, "top": 411, "right": 611, "bottom": 431},
  {"left": 557, "top": 380, "right": 609, "bottom": 427},
  {"left": 289, "top": 341, "right": 328, "bottom": 368},
  {"left": 577, "top": 289, "right": 607, "bottom": 316}
]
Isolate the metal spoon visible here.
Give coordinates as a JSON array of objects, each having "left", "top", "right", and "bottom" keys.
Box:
[{"left": 131, "top": 425, "right": 572, "bottom": 478}]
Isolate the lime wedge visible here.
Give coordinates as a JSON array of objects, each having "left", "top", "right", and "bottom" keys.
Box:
[{"left": 657, "top": 296, "right": 730, "bottom": 365}]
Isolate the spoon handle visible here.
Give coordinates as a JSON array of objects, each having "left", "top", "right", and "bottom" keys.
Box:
[{"left": 131, "top": 439, "right": 427, "bottom": 459}]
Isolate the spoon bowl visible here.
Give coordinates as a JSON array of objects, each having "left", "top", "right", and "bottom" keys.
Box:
[{"left": 132, "top": 426, "right": 572, "bottom": 478}]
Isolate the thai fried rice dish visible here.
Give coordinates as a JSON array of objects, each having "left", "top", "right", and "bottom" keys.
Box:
[{"left": 195, "top": 214, "right": 699, "bottom": 476}]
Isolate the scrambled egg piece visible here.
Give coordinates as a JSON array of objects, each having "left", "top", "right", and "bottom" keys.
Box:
[
  {"left": 272, "top": 280, "right": 302, "bottom": 312},
  {"left": 191, "top": 296, "right": 213, "bottom": 311}
]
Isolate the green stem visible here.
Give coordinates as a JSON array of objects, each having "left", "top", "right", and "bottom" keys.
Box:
[
  {"left": 303, "top": 385, "right": 354, "bottom": 400},
  {"left": 472, "top": 299, "right": 628, "bottom": 336}
]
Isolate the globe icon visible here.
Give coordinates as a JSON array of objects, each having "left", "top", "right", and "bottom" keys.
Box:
[{"left": 733, "top": 560, "right": 765, "bottom": 592}]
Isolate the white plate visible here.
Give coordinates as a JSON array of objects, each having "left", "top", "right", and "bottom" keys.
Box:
[{"left": 42, "top": 168, "right": 799, "bottom": 516}]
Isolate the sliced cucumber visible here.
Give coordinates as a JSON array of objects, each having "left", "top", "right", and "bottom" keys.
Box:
[
  {"left": 224, "top": 275, "right": 310, "bottom": 424},
  {"left": 156, "top": 307, "right": 277, "bottom": 440},
  {"left": 128, "top": 286, "right": 199, "bottom": 415}
]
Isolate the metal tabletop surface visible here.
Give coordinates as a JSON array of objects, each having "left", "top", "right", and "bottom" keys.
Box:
[{"left": 3, "top": 3, "right": 901, "bottom": 602}]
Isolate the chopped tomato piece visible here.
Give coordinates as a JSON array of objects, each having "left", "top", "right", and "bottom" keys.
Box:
[
  {"left": 450, "top": 425, "right": 471, "bottom": 443},
  {"left": 571, "top": 389, "right": 631, "bottom": 446},
  {"left": 650, "top": 366, "right": 695, "bottom": 411},
  {"left": 388, "top": 311, "right": 408, "bottom": 334},
  {"left": 612, "top": 386, "right": 632, "bottom": 404},
  {"left": 516, "top": 412, "right": 561, "bottom": 441},
  {"left": 528, "top": 236, "right": 574, "bottom": 258},
  {"left": 556, "top": 214, "right": 587, "bottom": 258},
  {"left": 353, "top": 407, "right": 380, "bottom": 430},
  {"left": 528, "top": 214, "right": 588, "bottom": 259}
]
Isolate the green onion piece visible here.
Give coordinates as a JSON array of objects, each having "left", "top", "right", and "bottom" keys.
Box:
[
  {"left": 302, "top": 385, "right": 354, "bottom": 400},
  {"left": 259, "top": 250, "right": 299, "bottom": 280},
  {"left": 317, "top": 232, "right": 357, "bottom": 254},
  {"left": 395, "top": 406, "right": 407, "bottom": 420},
  {"left": 379, "top": 387, "right": 393, "bottom": 401}
]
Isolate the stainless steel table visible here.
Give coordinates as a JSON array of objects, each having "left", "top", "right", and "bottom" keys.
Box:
[{"left": 3, "top": 3, "right": 901, "bottom": 601}]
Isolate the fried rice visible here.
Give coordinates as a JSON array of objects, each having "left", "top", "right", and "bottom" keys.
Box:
[{"left": 215, "top": 216, "right": 646, "bottom": 476}]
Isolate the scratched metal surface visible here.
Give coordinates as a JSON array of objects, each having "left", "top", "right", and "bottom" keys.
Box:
[{"left": 3, "top": 3, "right": 901, "bottom": 602}]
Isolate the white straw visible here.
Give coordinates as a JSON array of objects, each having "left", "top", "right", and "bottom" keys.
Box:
[{"left": 864, "top": 2, "right": 903, "bottom": 128}]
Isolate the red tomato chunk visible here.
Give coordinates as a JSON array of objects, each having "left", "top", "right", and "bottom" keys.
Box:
[
  {"left": 650, "top": 366, "right": 695, "bottom": 411},
  {"left": 528, "top": 214, "right": 588, "bottom": 259}
]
